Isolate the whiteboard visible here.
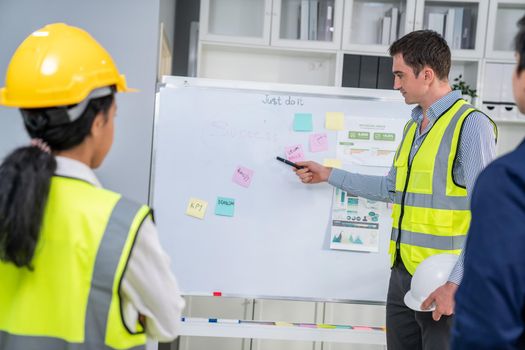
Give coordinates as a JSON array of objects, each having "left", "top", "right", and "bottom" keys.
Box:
[{"left": 151, "top": 77, "right": 412, "bottom": 302}]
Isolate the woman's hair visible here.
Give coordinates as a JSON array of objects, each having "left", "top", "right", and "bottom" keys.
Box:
[{"left": 0, "top": 92, "right": 114, "bottom": 269}]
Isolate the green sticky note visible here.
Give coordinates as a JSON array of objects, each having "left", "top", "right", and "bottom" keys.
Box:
[
  {"left": 215, "top": 197, "right": 235, "bottom": 217},
  {"left": 293, "top": 113, "right": 313, "bottom": 132}
]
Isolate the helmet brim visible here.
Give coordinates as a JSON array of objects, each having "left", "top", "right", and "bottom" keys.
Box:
[{"left": 404, "top": 291, "right": 435, "bottom": 312}]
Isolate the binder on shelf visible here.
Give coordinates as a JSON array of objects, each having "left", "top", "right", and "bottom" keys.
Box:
[
  {"left": 379, "top": 16, "right": 391, "bottom": 45},
  {"left": 461, "top": 7, "right": 474, "bottom": 50},
  {"left": 445, "top": 9, "right": 455, "bottom": 47},
  {"left": 385, "top": 7, "right": 399, "bottom": 44},
  {"left": 428, "top": 12, "right": 445, "bottom": 36},
  {"left": 317, "top": 0, "right": 334, "bottom": 42},
  {"left": 452, "top": 8, "right": 464, "bottom": 49},
  {"left": 359, "top": 56, "right": 379, "bottom": 89},
  {"left": 309, "top": 0, "right": 319, "bottom": 40},
  {"left": 282, "top": 0, "right": 301, "bottom": 40},
  {"left": 398, "top": 10, "right": 406, "bottom": 38},
  {"left": 300, "top": 0, "right": 310, "bottom": 40}
]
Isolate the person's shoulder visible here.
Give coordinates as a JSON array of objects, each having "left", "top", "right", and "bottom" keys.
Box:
[{"left": 477, "top": 142, "right": 525, "bottom": 191}]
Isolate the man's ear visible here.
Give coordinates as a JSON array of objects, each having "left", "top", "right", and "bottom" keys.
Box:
[
  {"left": 422, "top": 67, "right": 435, "bottom": 82},
  {"left": 90, "top": 113, "right": 105, "bottom": 137}
]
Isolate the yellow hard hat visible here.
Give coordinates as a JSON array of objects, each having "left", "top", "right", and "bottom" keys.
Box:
[{"left": 0, "top": 23, "right": 135, "bottom": 108}]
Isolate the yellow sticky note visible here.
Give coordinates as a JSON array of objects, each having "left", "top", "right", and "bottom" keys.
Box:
[
  {"left": 186, "top": 198, "right": 208, "bottom": 219},
  {"left": 325, "top": 112, "right": 345, "bottom": 130},
  {"left": 317, "top": 323, "right": 337, "bottom": 329},
  {"left": 323, "top": 159, "right": 342, "bottom": 169},
  {"left": 275, "top": 321, "right": 294, "bottom": 327}
]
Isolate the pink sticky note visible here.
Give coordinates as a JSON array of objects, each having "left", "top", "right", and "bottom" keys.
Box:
[
  {"left": 309, "top": 133, "right": 328, "bottom": 152},
  {"left": 285, "top": 144, "right": 305, "bottom": 162},
  {"left": 232, "top": 166, "right": 254, "bottom": 188}
]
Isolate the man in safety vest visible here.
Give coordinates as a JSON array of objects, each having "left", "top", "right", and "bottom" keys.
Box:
[
  {"left": 293, "top": 30, "right": 497, "bottom": 350},
  {"left": 0, "top": 23, "right": 185, "bottom": 349}
]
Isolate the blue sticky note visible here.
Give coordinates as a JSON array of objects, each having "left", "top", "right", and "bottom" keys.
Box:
[
  {"left": 215, "top": 197, "right": 235, "bottom": 217},
  {"left": 293, "top": 113, "right": 313, "bottom": 132}
]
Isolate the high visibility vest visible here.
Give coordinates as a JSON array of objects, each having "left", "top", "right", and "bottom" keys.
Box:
[
  {"left": 0, "top": 176, "right": 151, "bottom": 349},
  {"left": 389, "top": 99, "right": 497, "bottom": 275}
]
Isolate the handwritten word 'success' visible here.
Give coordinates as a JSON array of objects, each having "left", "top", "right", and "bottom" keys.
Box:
[{"left": 262, "top": 95, "right": 304, "bottom": 106}]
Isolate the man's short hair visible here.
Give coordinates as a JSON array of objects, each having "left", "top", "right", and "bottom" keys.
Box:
[
  {"left": 389, "top": 30, "right": 451, "bottom": 81},
  {"left": 515, "top": 15, "right": 525, "bottom": 74}
]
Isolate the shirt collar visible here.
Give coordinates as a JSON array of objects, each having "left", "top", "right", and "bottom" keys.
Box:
[
  {"left": 410, "top": 90, "right": 462, "bottom": 124},
  {"left": 54, "top": 156, "right": 102, "bottom": 188}
]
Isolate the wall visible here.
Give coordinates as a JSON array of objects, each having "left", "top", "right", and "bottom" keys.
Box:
[{"left": 0, "top": 0, "right": 173, "bottom": 204}]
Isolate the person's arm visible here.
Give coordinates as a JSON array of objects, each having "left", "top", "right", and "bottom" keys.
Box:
[
  {"left": 120, "top": 217, "right": 186, "bottom": 342},
  {"left": 295, "top": 161, "right": 396, "bottom": 203},
  {"left": 422, "top": 112, "right": 496, "bottom": 320},
  {"left": 452, "top": 160, "right": 525, "bottom": 348},
  {"left": 448, "top": 113, "right": 497, "bottom": 285}
]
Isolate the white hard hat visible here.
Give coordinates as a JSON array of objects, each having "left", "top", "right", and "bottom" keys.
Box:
[{"left": 404, "top": 254, "right": 458, "bottom": 312}]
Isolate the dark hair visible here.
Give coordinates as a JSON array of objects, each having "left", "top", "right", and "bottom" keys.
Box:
[
  {"left": 0, "top": 92, "right": 114, "bottom": 269},
  {"left": 389, "top": 30, "right": 451, "bottom": 80},
  {"left": 516, "top": 15, "right": 525, "bottom": 74}
]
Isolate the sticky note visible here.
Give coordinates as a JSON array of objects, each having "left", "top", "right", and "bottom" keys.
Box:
[
  {"left": 309, "top": 133, "right": 328, "bottom": 152},
  {"left": 323, "top": 159, "right": 342, "bottom": 169},
  {"left": 285, "top": 144, "right": 305, "bottom": 162},
  {"left": 317, "top": 324, "right": 337, "bottom": 329},
  {"left": 215, "top": 197, "right": 235, "bottom": 217},
  {"left": 232, "top": 166, "right": 254, "bottom": 188},
  {"left": 293, "top": 113, "right": 313, "bottom": 132},
  {"left": 186, "top": 198, "right": 208, "bottom": 219},
  {"left": 325, "top": 112, "right": 345, "bottom": 130},
  {"left": 275, "top": 321, "right": 294, "bottom": 327}
]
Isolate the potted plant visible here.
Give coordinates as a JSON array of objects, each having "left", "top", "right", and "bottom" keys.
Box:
[{"left": 451, "top": 74, "right": 477, "bottom": 104}]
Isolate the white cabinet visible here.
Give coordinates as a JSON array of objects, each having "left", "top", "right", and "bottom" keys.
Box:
[
  {"left": 414, "top": 0, "right": 488, "bottom": 59},
  {"left": 200, "top": 0, "right": 344, "bottom": 49},
  {"left": 341, "top": 0, "right": 487, "bottom": 58},
  {"left": 200, "top": 0, "right": 272, "bottom": 46},
  {"left": 342, "top": 0, "right": 417, "bottom": 53},
  {"left": 485, "top": 0, "right": 525, "bottom": 60}
]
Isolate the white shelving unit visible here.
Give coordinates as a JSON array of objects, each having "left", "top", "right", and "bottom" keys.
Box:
[
  {"left": 485, "top": 0, "right": 525, "bottom": 60},
  {"left": 197, "top": 0, "right": 509, "bottom": 99},
  {"left": 342, "top": 0, "right": 416, "bottom": 54},
  {"left": 414, "top": 0, "right": 488, "bottom": 59}
]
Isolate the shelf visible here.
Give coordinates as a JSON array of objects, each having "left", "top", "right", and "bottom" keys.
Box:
[
  {"left": 486, "top": 0, "right": 525, "bottom": 60},
  {"left": 199, "top": 43, "right": 337, "bottom": 86},
  {"left": 342, "top": 0, "right": 412, "bottom": 52}
]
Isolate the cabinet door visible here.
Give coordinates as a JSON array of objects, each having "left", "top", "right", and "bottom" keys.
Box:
[
  {"left": 414, "top": 0, "right": 488, "bottom": 59},
  {"left": 270, "top": 0, "right": 344, "bottom": 49},
  {"left": 341, "top": 0, "right": 417, "bottom": 53},
  {"left": 200, "top": 0, "right": 272, "bottom": 45},
  {"left": 485, "top": 0, "right": 525, "bottom": 60}
]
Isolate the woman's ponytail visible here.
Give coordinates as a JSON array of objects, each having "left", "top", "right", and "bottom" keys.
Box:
[{"left": 0, "top": 146, "right": 56, "bottom": 269}]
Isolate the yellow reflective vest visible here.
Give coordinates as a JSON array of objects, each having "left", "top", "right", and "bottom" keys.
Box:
[
  {"left": 389, "top": 98, "right": 496, "bottom": 275},
  {"left": 0, "top": 176, "right": 151, "bottom": 349}
]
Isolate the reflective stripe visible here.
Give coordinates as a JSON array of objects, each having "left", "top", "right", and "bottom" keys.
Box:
[
  {"left": 84, "top": 197, "right": 143, "bottom": 349},
  {"left": 394, "top": 191, "right": 469, "bottom": 210},
  {"left": 0, "top": 197, "right": 145, "bottom": 350},
  {"left": 0, "top": 331, "right": 145, "bottom": 350},
  {"left": 390, "top": 228, "right": 466, "bottom": 250},
  {"left": 430, "top": 103, "right": 472, "bottom": 196}
]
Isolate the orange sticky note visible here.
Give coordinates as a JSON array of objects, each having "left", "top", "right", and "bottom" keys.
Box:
[{"left": 325, "top": 112, "right": 345, "bottom": 130}]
